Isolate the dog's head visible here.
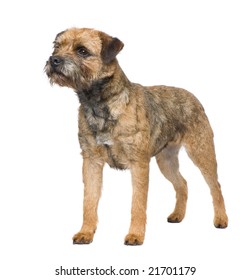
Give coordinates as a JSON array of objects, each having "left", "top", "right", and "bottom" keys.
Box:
[{"left": 45, "top": 28, "right": 124, "bottom": 90}]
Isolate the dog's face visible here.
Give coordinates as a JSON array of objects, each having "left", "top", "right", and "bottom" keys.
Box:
[{"left": 45, "top": 28, "right": 124, "bottom": 90}]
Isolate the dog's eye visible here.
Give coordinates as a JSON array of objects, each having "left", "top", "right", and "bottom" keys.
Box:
[{"left": 76, "top": 47, "right": 90, "bottom": 58}]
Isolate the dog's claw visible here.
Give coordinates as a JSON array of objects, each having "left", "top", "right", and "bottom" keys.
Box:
[
  {"left": 214, "top": 215, "right": 228, "bottom": 229},
  {"left": 124, "top": 233, "right": 144, "bottom": 246},
  {"left": 167, "top": 212, "right": 184, "bottom": 223},
  {"left": 72, "top": 232, "right": 93, "bottom": 244}
]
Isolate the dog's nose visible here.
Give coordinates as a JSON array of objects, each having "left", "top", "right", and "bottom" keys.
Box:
[{"left": 50, "top": 56, "right": 63, "bottom": 67}]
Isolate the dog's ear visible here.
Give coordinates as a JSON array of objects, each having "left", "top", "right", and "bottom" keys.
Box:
[
  {"left": 100, "top": 32, "right": 124, "bottom": 64},
  {"left": 55, "top": 30, "right": 66, "bottom": 41}
]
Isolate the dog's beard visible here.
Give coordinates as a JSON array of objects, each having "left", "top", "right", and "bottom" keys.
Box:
[{"left": 45, "top": 58, "right": 85, "bottom": 89}]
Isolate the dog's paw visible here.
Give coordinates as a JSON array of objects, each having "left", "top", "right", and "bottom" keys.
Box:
[
  {"left": 124, "top": 233, "right": 144, "bottom": 246},
  {"left": 167, "top": 212, "right": 184, "bottom": 223},
  {"left": 214, "top": 214, "right": 228, "bottom": 229},
  {"left": 72, "top": 231, "right": 94, "bottom": 244}
]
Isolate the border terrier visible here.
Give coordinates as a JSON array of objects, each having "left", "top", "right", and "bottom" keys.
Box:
[{"left": 45, "top": 27, "right": 228, "bottom": 245}]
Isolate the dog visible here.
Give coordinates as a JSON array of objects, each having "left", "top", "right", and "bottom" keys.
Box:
[{"left": 45, "top": 27, "right": 228, "bottom": 245}]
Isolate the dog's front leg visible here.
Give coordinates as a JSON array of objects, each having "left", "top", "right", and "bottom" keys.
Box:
[
  {"left": 125, "top": 162, "right": 149, "bottom": 245},
  {"left": 73, "top": 157, "right": 104, "bottom": 244}
]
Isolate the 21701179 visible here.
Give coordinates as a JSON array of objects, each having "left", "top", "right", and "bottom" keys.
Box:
[{"left": 148, "top": 266, "right": 196, "bottom": 276}]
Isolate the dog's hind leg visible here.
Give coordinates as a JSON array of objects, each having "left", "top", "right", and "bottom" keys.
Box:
[
  {"left": 156, "top": 144, "right": 188, "bottom": 223},
  {"left": 184, "top": 121, "right": 228, "bottom": 228}
]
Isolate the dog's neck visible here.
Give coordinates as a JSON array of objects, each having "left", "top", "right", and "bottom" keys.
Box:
[
  {"left": 76, "top": 63, "right": 130, "bottom": 105},
  {"left": 76, "top": 64, "right": 131, "bottom": 134},
  {"left": 76, "top": 75, "right": 114, "bottom": 104}
]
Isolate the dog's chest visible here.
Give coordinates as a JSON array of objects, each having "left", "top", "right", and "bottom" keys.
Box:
[
  {"left": 82, "top": 101, "right": 116, "bottom": 136},
  {"left": 95, "top": 132, "right": 114, "bottom": 146},
  {"left": 78, "top": 110, "right": 142, "bottom": 170}
]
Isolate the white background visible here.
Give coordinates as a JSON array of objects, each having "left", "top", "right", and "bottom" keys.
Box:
[{"left": 1, "top": 0, "right": 249, "bottom": 279}]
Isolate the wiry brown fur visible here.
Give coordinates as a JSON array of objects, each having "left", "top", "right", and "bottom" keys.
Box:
[{"left": 45, "top": 28, "right": 228, "bottom": 245}]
